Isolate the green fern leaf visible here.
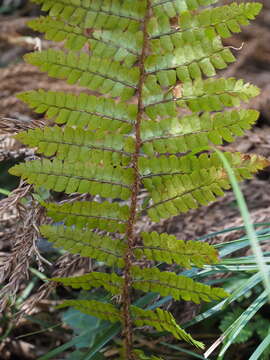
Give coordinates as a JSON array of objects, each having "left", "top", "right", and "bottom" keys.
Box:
[
  {"left": 143, "top": 151, "right": 268, "bottom": 221},
  {"left": 42, "top": 201, "right": 129, "bottom": 233},
  {"left": 28, "top": 16, "right": 90, "bottom": 51},
  {"left": 31, "top": 0, "right": 145, "bottom": 30},
  {"left": 10, "top": 159, "right": 133, "bottom": 199},
  {"left": 151, "top": 0, "right": 218, "bottom": 30},
  {"left": 139, "top": 149, "right": 266, "bottom": 178},
  {"left": 178, "top": 2, "right": 262, "bottom": 39},
  {"left": 145, "top": 167, "right": 229, "bottom": 221},
  {"left": 144, "top": 77, "right": 259, "bottom": 111},
  {"left": 16, "top": 126, "right": 131, "bottom": 166},
  {"left": 53, "top": 261, "right": 228, "bottom": 306},
  {"left": 25, "top": 49, "right": 139, "bottom": 100},
  {"left": 141, "top": 109, "right": 258, "bottom": 154},
  {"left": 154, "top": 0, "right": 218, "bottom": 12},
  {"left": 40, "top": 225, "right": 126, "bottom": 267},
  {"left": 131, "top": 306, "right": 204, "bottom": 349},
  {"left": 145, "top": 36, "right": 235, "bottom": 77},
  {"left": 150, "top": 2, "right": 262, "bottom": 40},
  {"left": 52, "top": 265, "right": 228, "bottom": 304},
  {"left": 131, "top": 266, "right": 228, "bottom": 303},
  {"left": 57, "top": 299, "right": 204, "bottom": 348},
  {"left": 53, "top": 272, "right": 123, "bottom": 294},
  {"left": 18, "top": 90, "right": 136, "bottom": 133},
  {"left": 57, "top": 300, "right": 121, "bottom": 323},
  {"left": 136, "top": 231, "right": 219, "bottom": 268},
  {"left": 28, "top": 16, "right": 140, "bottom": 66}
]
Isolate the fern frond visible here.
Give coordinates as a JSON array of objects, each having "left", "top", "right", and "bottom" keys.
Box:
[
  {"left": 57, "top": 300, "right": 121, "bottom": 323},
  {"left": 53, "top": 263, "right": 227, "bottom": 303},
  {"left": 146, "top": 36, "right": 235, "bottom": 77},
  {"left": 147, "top": 1, "right": 259, "bottom": 88},
  {"left": 28, "top": 16, "right": 141, "bottom": 67},
  {"left": 139, "top": 151, "right": 268, "bottom": 179},
  {"left": 10, "top": 0, "right": 265, "bottom": 356},
  {"left": 141, "top": 109, "right": 258, "bottom": 155},
  {"left": 40, "top": 225, "right": 125, "bottom": 267},
  {"left": 31, "top": 0, "right": 145, "bottom": 29},
  {"left": 16, "top": 126, "right": 131, "bottom": 166},
  {"left": 25, "top": 50, "right": 139, "bottom": 100},
  {"left": 28, "top": 16, "right": 89, "bottom": 51},
  {"left": 10, "top": 159, "right": 133, "bottom": 199},
  {"left": 53, "top": 266, "right": 227, "bottom": 303},
  {"left": 131, "top": 306, "right": 204, "bottom": 349},
  {"left": 58, "top": 298, "right": 204, "bottom": 350},
  {"left": 90, "top": 29, "right": 141, "bottom": 68},
  {"left": 53, "top": 272, "right": 123, "bottom": 294},
  {"left": 143, "top": 152, "right": 268, "bottom": 221},
  {"left": 144, "top": 167, "right": 228, "bottom": 221},
  {"left": 151, "top": 0, "right": 218, "bottom": 20},
  {"left": 144, "top": 77, "right": 259, "bottom": 110},
  {"left": 131, "top": 266, "right": 228, "bottom": 303},
  {"left": 136, "top": 231, "right": 218, "bottom": 268},
  {"left": 58, "top": 298, "right": 204, "bottom": 348},
  {"left": 43, "top": 201, "right": 129, "bottom": 233},
  {"left": 18, "top": 90, "right": 136, "bottom": 133},
  {"left": 150, "top": 2, "right": 262, "bottom": 40},
  {"left": 178, "top": 2, "right": 262, "bottom": 38}
]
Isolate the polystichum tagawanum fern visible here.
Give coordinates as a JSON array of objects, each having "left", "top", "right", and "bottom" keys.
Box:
[{"left": 9, "top": 0, "right": 268, "bottom": 358}]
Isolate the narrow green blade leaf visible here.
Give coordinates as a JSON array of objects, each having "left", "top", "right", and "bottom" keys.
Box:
[
  {"left": 249, "top": 332, "right": 270, "bottom": 360},
  {"left": 215, "top": 149, "right": 270, "bottom": 299}
]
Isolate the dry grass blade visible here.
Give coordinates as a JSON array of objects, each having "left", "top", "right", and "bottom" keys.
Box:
[
  {"left": 19, "top": 254, "right": 90, "bottom": 317},
  {"left": 0, "top": 114, "right": 45, "bottom": 134},
  {"left": 0, "top": 183, "right": 47, "bottom": 311}
]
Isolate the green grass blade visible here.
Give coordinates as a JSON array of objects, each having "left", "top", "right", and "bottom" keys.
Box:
[
  {"left": 212, "top": 291, "right": 268, "bottom": 359},
  {"left": 204, "top": 264, "right": 270, "bottom": 272},
  {"left": 37, "top": 331, "right": 89, "bottom": 360},
  {"left": 0, "top": 188, "right": 11, "bottom": 196},
  {"left": 215, "top": 149, "right": 270, "bottom": 299},
  {"left": 160, "top": 342, "right": 205, "bottom": 359},
  {"left": 221, "top": 254, "right": 270, "bottom": 265},
  {"left": 216, "top": 230, "right": 270, "bottom": 257},
  {"left": 81, "top": 324, "right": 120, "bottom": 360},
  {"left": 249, "top": 331, "right": 270, "bottom": 360},
  {"left": 197, "top": 223, "right": 270, "bottom": 241},
  {"left": 184, "top": 272, "right": 262, "bottom": 328}
]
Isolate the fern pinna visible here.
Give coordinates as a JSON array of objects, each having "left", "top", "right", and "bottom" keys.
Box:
[{"left": 9, "top": 0, "right": 267, "bottom": 358}]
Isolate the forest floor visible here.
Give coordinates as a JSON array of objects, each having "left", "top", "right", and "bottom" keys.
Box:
[{"left": 0, "top": 0, "right": 270, "bottom": 359}]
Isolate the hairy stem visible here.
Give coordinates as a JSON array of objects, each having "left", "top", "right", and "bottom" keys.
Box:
[{"left": 122, "top": 1, "right": 151, "bottom": 358}]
